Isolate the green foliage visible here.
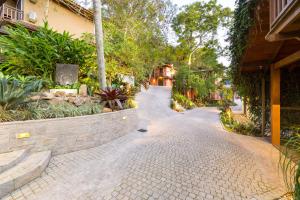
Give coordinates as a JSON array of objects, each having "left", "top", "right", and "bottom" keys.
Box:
[
  {"left": 220, "top": 109, "right": 260, "bottom": 136},
  {"left": 172, "top": 92, "right": 195, "bottom": 109},
  {"left": 28, "top": 101, "right": 102, "bottom": 119},
  {"left": 0, "top": 23, "right": 92, "bottom": 82},
  {"left": 228, "top": 0, "right": 264, "bottom": 125},
  {"left": 172, "top": 0, "right": 231, "bottom": 65},
  {"left": 124, "top": 98, "right": 137, "bottom": 109},
  {"left": 0, "top": 73, "right": 43, "bottom": 110},
  {"left": 173, "top": 65, "right": 215, "bottom": 103},
  {"left": 279, "top": 134, "right": 300, "bottom": 199},
  {"left": 222, "top": 87, "right": 234, "bottom": 102}
]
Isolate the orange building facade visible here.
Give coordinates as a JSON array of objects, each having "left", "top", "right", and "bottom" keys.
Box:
[{"left": 150, "top": 64, "right": 175, "bottom": 87}]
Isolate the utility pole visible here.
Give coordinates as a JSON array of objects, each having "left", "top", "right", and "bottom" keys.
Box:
[{"left": 92, "top": 0, "right": 107, "bottom": 89}]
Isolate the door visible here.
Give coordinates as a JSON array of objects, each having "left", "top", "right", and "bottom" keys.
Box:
[{"left": 158, "top": 78, "right": 164, "bottom": 86}]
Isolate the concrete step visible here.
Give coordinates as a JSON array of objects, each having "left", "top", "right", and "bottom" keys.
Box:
[
  {"left": 0, "top": 151, "right": 51, "bottom": 198},
  {"left": 0, "top": 149, "right": 29, "bottom": 174}
]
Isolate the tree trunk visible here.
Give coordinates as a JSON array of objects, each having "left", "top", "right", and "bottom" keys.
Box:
[{"left": 92, "top": 0, "right": 106, "bottom": 89}]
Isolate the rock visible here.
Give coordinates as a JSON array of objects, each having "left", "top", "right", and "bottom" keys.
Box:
[
  {"left": 79, "top": 84, "right": 88, "bottom": 97},
  {"left": 41, "top": 92, "right": 55, "bottom": 100},
  {"left": 68, "top": 97, "right": 76, "bottom": 104},
  {"left": 48, "top": 98, "right": 65, "bottom": 105},
  {"left": 30, "top": 95, "right": 41, "bottom": 101},
  {"left": 66, "top": 93, "right": 77, "bottom": 97},
  {"left": 50, "top": 89, "right": 78, "bottom": 96},
  {"left": 102, "top": 107, "right": 113, "bottom": 113},
  {"left": 55, "top": 64, "right": 79, "bottom": 85},
  {"left": 74, "top": 97, "right": 85, "bottom": 106},
  {"left": 54, "top": 91, "right": 66, "bottom": 97}
]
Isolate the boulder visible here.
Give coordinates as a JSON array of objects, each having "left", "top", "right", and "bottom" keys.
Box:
[
  {"left": 54, "top": 91, "right": 66, "bottom": 97},
  {"left": 30, "top": 95, "right": 41, "bottom": 101},
  {"left": 55, "top": 64, "right": 79, "bottom": 85},
  {"left": 41, "top": 92, "right": 55, "bottom": 100},
  {"left": 68, "top": 97, "right": 76, "bottom": 104},
  {"left": 79, "top": 84, "right": 88, "bottom": 97},
  {"left": 74, "top": 97, "right": 85, "bottom": 106}
]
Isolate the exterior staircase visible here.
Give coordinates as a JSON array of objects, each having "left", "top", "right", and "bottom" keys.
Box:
[{"left": 0, "top": 149, "right": 51, "bottom": 198}]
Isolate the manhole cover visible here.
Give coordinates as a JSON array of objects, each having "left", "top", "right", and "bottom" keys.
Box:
[{"left": 138, "top": 129, "right": 148, "bottom": 132}]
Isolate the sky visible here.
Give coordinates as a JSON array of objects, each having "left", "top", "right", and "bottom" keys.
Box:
[{"left": 170, "top": 0, "right": 236, "bottom": 67}]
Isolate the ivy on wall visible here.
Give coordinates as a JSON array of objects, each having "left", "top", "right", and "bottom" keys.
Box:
[
  {"left": 228, "top": 0, "right": 300, "bottom": 132},
  {"left": 228, "top": 0, "right": 264, "bottom": 125}
]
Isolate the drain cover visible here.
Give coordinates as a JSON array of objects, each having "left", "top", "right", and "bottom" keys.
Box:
[{"left": 138, "top": 129, "right": 148, "bottom": 132}]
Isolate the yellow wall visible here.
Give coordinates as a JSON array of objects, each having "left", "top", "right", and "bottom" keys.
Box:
[{"left": 23, "top": 0, "right": 94, "bottom": 37}]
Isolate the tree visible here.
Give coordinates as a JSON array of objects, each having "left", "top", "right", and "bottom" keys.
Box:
[
  {"left": 92, "top": 0, "right": 107, "bottom": 89},
  {"left": 172, "top": 0, "right": 231, "bottom": 66}
]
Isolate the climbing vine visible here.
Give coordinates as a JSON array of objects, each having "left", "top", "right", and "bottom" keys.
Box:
[{"left": 228, "top": 0, "right": 266, "bottom": 126}]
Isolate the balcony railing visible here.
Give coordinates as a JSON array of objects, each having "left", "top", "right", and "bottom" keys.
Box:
[
  {"left": 0, "top": 4, "right": 24, "bottom": 21},
  {"left": 270, "top": 0, "right": 296, "bottom": 27}
]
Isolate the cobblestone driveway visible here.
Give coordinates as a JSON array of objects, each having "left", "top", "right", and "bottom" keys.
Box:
[{"left": 3, "top": 87, "right": 285, "bottom": 200}]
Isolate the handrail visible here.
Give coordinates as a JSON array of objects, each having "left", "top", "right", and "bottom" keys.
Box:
[
  {"left": 270, "top": 0, "right": 295, "bottom": 28},
  {"left": 0, "top": 3, "right": 24, "bottom": 21}
]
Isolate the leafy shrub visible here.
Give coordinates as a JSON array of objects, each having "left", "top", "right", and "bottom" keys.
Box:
[
  {"left": 0, "top": 73, "right": 43, "bottom": 110},
  {"left": 99, "top": 87, "right": 128, "bottom": 110},
  {"left": 219, "top": 110, "right": 260, "bottom": 136},
  {"left": 280, "top": 134, "right": 300, "bottom": 199},
  {"left": 172, "top": 92, "right": 195, "bottom": 109},
  {"left": 0, "top": 24, "right": 93, "bottom": 82},
  {"left": 0, "top": 107, "right": 32, "bottom": 122},
  {"left": 171, "top": 99, "right": 185, "bottom": 112},
  {"left": 28, "top": 102, "right": 102, "bottom": 119},
  {"left": 124, "top": 98, "right": 137, "bottom": 109},
  {"left": 173, "top": 65, "right": 216, "bottom": 103}
]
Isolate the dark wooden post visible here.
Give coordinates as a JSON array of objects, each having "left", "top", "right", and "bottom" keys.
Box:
[{"left": 261, "top": 75, "right": 266, "bottom": 136}]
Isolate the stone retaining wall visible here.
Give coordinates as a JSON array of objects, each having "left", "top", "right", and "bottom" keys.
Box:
[{"left": 0, "top": 109, "right": 138, "bottom": 155}]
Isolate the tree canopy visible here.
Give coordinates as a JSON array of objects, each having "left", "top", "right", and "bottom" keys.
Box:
[{"left": 172, "top": 0, "right": 231, "bottom": 66}]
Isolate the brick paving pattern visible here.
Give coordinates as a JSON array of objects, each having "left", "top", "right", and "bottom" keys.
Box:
[{"left": 2, "top": 87, "right": 285, "bottom": 200}]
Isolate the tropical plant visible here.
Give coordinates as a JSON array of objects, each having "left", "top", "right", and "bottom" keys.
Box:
[
  {"left": 0, "top": 24, "right": 92, "bottom": 82},
  {"left": 172, "top": 92, "right": 195, "bottom": 109},
  {"left": 219, "top": 109, "right": 260, "bottom": 136},
  {"left": 99, "top": 87, "right": 128, "bottom": 110},
  {"left": 280, "top": 135, "right": 300, "bottom": 199},
  {"left": 173, "top": 65, "right": 216, "bottom": 103},
  {"left": 29, "top": 101, "right": 103, "bottom": 119},
  {"left": 0, "top": 74, "right": 43, "bottom": 110}
]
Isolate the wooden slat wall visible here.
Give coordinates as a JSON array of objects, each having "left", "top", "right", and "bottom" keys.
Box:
[{"left": 270, "top": 0, "right": 295, "bottom": 27}]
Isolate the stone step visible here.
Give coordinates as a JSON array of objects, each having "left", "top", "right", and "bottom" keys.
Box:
[
  {"left": 0, "top": 151, "right": 51, "bottom": 198},
  {"left": 0, "top": 149, "right": 29, "bottom": 174}
]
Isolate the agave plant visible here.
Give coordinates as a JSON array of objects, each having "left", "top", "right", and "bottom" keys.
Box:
[
  {"left": 0, "top": 74, "right": 44, "bottom": 110},
  {"left": 99, "top": 87, "right": 128, "bottom": 110},
  {"left": 280, "top": 134, "right": 300, "bottom": 199}
]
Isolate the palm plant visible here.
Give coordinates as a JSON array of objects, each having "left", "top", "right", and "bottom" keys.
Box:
[
  {"left": 0, "top": 78, "right": 26, "bottom": 110},
  {"left": 280, "top": 134, "right": 300, "bottom": 199},
  {"left": 0, "top": 74, "right": 43, "bottom": 110},
  {"left": 99, "top": 87, "right": 127, "bottom": 110}
]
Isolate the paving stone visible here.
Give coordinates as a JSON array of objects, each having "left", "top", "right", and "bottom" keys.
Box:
[{"left": 3, "top": 87, "right": 286, "bottom": 200}]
